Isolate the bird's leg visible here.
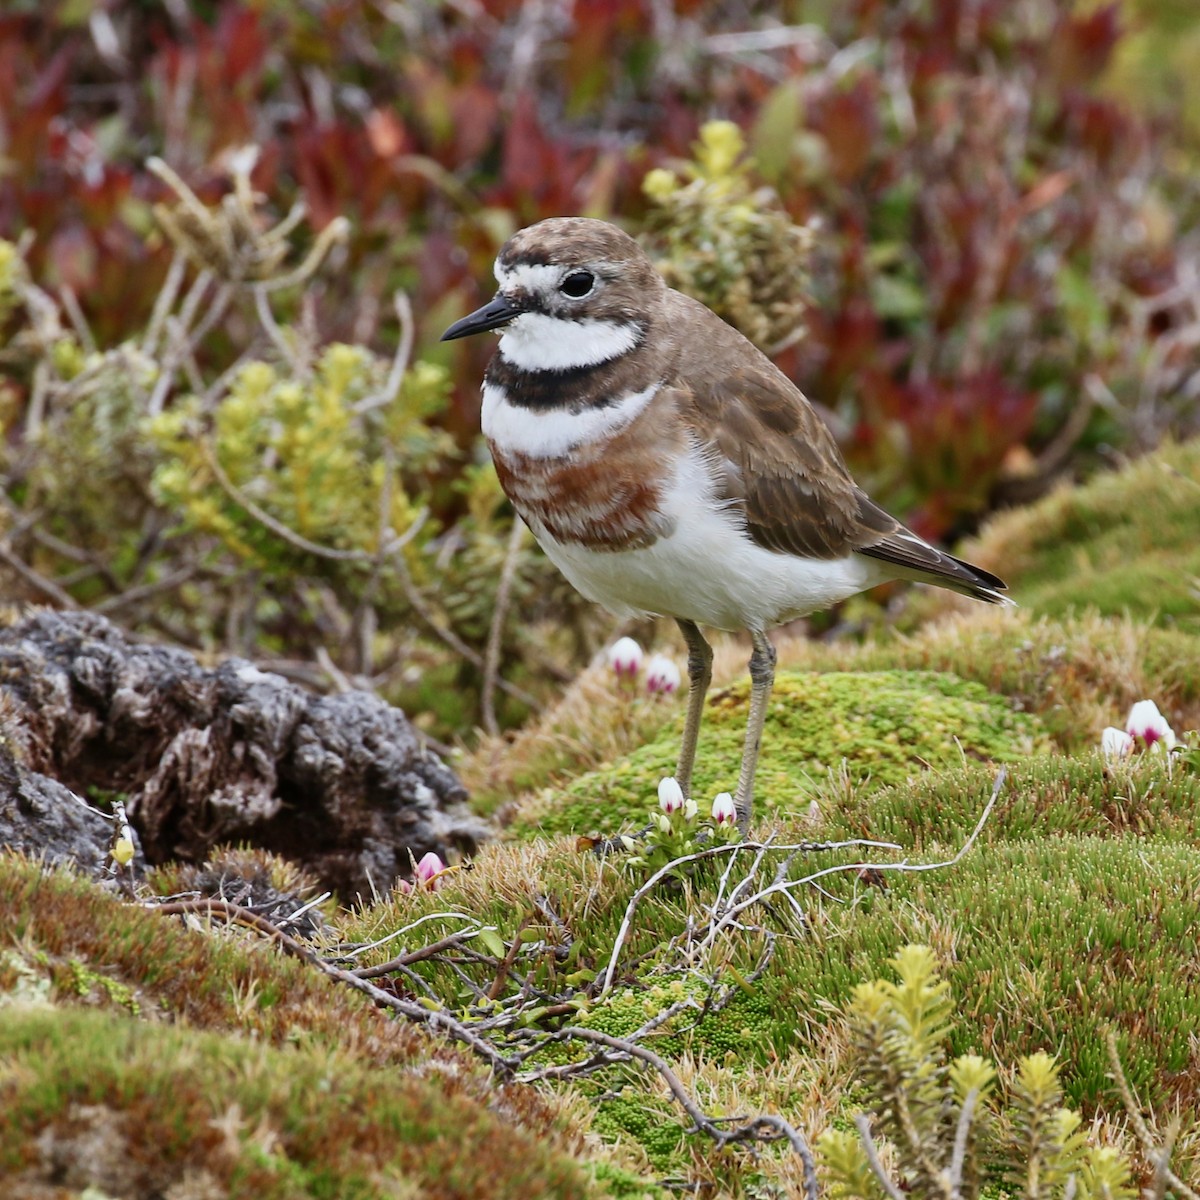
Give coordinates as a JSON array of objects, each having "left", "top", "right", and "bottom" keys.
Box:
[
  {"left": 733, "top": 629, "right": 776, "bottom": 833},
  {"left": 674, "top": 618, "right": 713, "bottom": 799}
]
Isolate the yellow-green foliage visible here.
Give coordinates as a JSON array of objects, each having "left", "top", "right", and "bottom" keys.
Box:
[
  {"left": 150, "top": 345, "right": 449, "bottom": 570},
  {"left": 642, "top": 120, "right": 814, "bottom": 352},
  {"left": 0, "top": 239, "right": 23, "bottom": 332},
  {"left": 515, "top": 670, "right": 1049, "bottom": 837},
  {"left": 936, "top": 438, "right": 1200, "bottom": 631},
  {"left": 819, "top": 945, "right": 1137, "bottom": 1200}
]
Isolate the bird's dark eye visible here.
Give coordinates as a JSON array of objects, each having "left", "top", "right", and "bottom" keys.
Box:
[{"left": 559, "top": 271, "right": 595, "bottom": 298}]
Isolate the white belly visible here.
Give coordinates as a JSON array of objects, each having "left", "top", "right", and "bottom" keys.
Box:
[{"left": 527, "top": 446, "right": 889, "bottom": 632}]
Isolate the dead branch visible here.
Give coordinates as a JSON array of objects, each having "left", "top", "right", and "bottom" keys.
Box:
[
  {"left": 599, "top": 833, "right": 904, "bottom": 994},
  {"left": 1105, "top": 1029, "right": 1199, "bottom": 1200},
  {"left": 481, "top": 516, "right": 527, "bottom": 735},
  {"left": 542, "top": 1025, "right": 820, "bottom": 1200}
]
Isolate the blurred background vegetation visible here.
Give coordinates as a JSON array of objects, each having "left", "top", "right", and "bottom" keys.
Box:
[{"left": 1, "top": 0, "right": 1198, "bottom": 743}]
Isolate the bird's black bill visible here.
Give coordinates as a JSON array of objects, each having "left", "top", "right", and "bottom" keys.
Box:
[{"left": 440, "top": 293, "right": 525, "bottom": 341}]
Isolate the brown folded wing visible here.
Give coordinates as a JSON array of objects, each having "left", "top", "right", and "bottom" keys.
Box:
[{"left": 669, "top": 316, "right": 1007, "bottom": 600}]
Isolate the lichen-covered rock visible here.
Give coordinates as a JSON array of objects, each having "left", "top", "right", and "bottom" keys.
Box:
[
  {"left": 515, "top": 670, "right": 1050, "bottom": 837},
  {"left": 0, "top": 609, "right": 486, "bottom": 898},
  {"left": 0, "top": 741, "right": 138, "bottom": 879}
]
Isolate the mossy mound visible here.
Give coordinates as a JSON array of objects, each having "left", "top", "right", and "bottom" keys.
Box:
[
  {"left": 0, "top": 1006, "right": 597, "bottom": 1199},
  {"left": 821, "top": 749, "right": 1200, "bottom": 847},
  {"left": 770, "top": 835, "right": 1200, "bottom": 1115},
  {"left": 0, "top": 857, "right": 612, "bottom": 1199},
  {"left": 939, "top": 438, "right": 1200, "bottom": 629},
  {"left": 0, "top": 856, "right": 423, "bottom": 1055},
  {"left": 338, "top": 740, "right": 1200, "bottom": 1187},
  {"left": 512, "top": 670, "right": 1050, "bottom": 838}
]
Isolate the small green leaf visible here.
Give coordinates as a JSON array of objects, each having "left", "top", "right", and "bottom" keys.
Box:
[{"left": 474, "top": 928, "right": 506, "bottom": 958}]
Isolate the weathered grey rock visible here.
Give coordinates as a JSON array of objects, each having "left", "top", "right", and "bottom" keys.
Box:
[
  {"left": 0, "top": 609, "right": 487, "bottom": 899},
  {"left": 0, "top": 740, "right": 136, "bottom": 878}
]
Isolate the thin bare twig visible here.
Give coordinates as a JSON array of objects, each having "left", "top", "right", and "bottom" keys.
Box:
[
  {"left": 389, "top": 546, "right": 542, "bottom": 711},
  {"left": 143, "top": 251, "right": 188, "bottom": 356},
  {"left": 1105, "top": 1029, "right": 1199, "bottom": 1200},
  {"left": 481, "top": 516, "right": 526, "bottom": 735},
  {"left": 351, "top": 930, "right": 487, "bottom": 979},
  {"left": 0, "top": 541, "right": 80, "bottom": 608},
  {"left": 92, "top": 565, "right": 199, "bottom": 615},
  {"left": 697, "top": 769, "right": 1005, "bottom": 956},
  {"left": 58, "top": 285, "right": 96, "bottom": 354},
  {"left": 599, "top": 835, "right": 903, "bottom": 995},
  {"left": 948, "top": 1087, "right": 977, "bottom": 1199},
  {"left": 257, "top": 217, "right": 350, "bottom": 293},
  {"left": 337, "top": 910, "right": 483, "bottom": 959},
  {"left": 253, "top": 284, "right": 305, "bottom": 375},
  {"left": 545, "top": 1025, "right": 820, "bottom": 1198},
  {"left": 314, "top": 645, "right": 354, "bottom": 692},
  {"left": 148, "top": 897, "right": 513, "bottom": 1073},
  {"left": 355, "top": 291, "right": 415, "bottom": 416},
  {"left": 855, "top": 1114, "right": 906, "bottom": 1200},
  {"left": 487, "top": 912, "right": 534, "bottom": 1001}
]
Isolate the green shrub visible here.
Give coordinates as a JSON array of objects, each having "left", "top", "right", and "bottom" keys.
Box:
[
  {"left": 641, "top": 120, "right": 813, "bottom": 354},
  {"left": 819, "top": 945, "right": 1138, "bottom": 1200}
]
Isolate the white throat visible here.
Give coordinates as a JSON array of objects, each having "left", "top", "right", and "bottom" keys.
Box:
[
  {"left": 482, "top": 380, "right": 659, "bottom": 459},
  {"left": 498, "top": 312, "right": 641, "bottom": 372}
]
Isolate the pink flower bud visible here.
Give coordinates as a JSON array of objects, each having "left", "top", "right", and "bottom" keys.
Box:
[
  {"left": 645, "top": 653, "right": 681, "bottom": 695},
  {"left": 711, "top": 792, "right": 737, "bottom": 825},
  {"left": 414, "top": 851, "right": 447, "bottom": 889},
  {"left": 1126, "top": 700, "right": 1175, "bottom": 751},
  {"left": 607, "top": 636, "right": 644, "bottom": 679},
  {"left": 658, "top": 776, "right": 684, "bottom": 814}
]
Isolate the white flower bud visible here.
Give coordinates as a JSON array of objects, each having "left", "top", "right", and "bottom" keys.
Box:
[
  {"left": 645, "top": 653, "right": 681, "bottom": 695},
  {"left": 657, "top": 776, "right": 684, "bottom": 814},
  {"left": 1100, "top": 726, "right": 1134, "bottom": 761},
  {"left": 607, "top": 636, "right": 644, "bottom": 679},
  {"left": 1126, "top": 700, "right": 1175, "bottom": 751},
  {"left": 711, "top": 792, "right": 737, "bottom": 825}
]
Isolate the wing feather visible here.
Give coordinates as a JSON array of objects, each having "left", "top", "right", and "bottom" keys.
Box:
[{"left": 663, "top": 292, "right": 1008, "bottom": 604}]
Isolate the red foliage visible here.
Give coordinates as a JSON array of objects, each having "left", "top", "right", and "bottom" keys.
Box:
[{"left": 0, "top": 0, "right": 1191, "bottom": 537}]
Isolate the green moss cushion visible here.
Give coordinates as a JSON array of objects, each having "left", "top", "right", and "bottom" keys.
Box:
[{"left": 514, "top": 670, "right": 1049, "bottom": 837}]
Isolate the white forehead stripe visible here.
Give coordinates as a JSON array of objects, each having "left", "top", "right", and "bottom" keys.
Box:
[
  {"left": 498, "top": 313, "right": 641, "bottom": 372},
  {"left": 494, "top": 261, "right": 565, "bottom": 292},
  {"left": 482, "top": 380, "right": 659, "bottom": 459}
]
